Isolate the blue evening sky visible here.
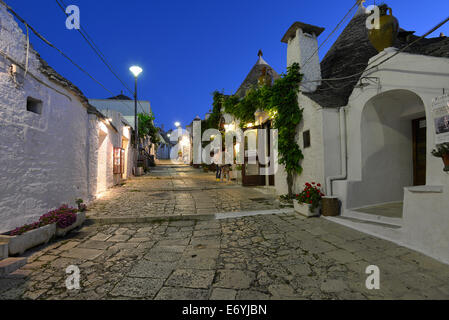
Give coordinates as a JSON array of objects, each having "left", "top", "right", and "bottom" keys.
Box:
[{"left": 7, "top": 0, "right": 449, "bottom": 130}]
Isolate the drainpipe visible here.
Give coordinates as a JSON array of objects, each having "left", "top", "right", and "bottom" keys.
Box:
[{"left": 326, "top": 107, "right": 347, "bottom": 196}]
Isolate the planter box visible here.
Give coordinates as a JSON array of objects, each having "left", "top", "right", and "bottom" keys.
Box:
[
  {"left": 135, "top": 167, "right": 143, "bottom": 176},
  {"left": 231, "top": 170, "right": 242, "bottom": 181},
  {"left": 56, "top": 212, "right": 86, "bottom": 237},
  {"left": 293, "top": 200, "right": 320, "bottom": 217},
  {"left": 0, "top": 224, "right": 56, "bottom": 256}
]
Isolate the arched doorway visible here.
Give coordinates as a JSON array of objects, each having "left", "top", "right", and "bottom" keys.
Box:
[{"left": 358, "top": 89, "right": 426, "bottom": 208}]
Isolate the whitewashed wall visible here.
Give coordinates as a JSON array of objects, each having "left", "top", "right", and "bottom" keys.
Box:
[
  {"left": 274, "top": 94, "right": 341, "bottom": 196},
  {"left": 96, "top": 110, "right": 134, "bottom": 194},
  {"left": 332, "top": 50, "right": 449, "bottom": 264},
  {"left": 0, "top": 5, "right": 91, "bottom": 233},
  {"left": 334, "top": 50, "right": 449, "bottom": 210},
  {"left": 286, "top": 28, "right": 321, "bottom": 92}
]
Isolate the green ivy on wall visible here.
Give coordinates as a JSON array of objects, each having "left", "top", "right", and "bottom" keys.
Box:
[{"left": 221, "top": 62, "right": 304, "bottom": 196}]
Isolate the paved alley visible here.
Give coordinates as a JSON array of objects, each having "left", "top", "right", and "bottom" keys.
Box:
[
  {"left": 1, "top": 164, "right": 449, "bottom": 300},
  {"left": 88, "top": 164, "right": 282, "bottom": 221}
]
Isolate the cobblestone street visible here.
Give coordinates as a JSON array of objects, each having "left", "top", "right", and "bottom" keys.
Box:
[
  {"left": 88, "top": 164, "right": 282, "bottom": 221},
  {"left": 1, "top": 164, "right": 449, "bottom": 300}
]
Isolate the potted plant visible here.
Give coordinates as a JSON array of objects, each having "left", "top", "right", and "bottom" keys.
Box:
[
  {"left": 431, "top": 143, "right": 449, "bottom": 172},
  {"left": 135, "top": 164, "right": 144, "bottom": 176},
  {"left": 0, "top": 221, "right": 56, "bottom": 256},
  {"left": 293, "top": 182, "right": 324, "bottom": 217},
  {"left": 0, "top": 203, "right": 87, "bottom": 255},
  {"left": 54, "top": 202, "right": 87, "bottom": 237},
  {"left": 234, "top": 164, "right": 243, "bottom": 182}
]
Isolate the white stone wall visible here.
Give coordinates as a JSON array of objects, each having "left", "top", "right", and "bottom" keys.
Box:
[
  {"left": 274, "top": 94, "right": 339, "bottom": 195},
  {"left": 96, "top": 110, "right": 133, "bottom": 194},
  {"left": 334, "top": 50, "right": 449, "bottom": 210},
  {"left": 0, "top": 5, "right": 92, "bottom": 232},
  {"left": 87, "top": 114, "right": 99, "bottom": 200},
  {"left": 331, "top": 50, "right": 449, "bottom": 264},
  {"left": 286, "top": 28, "right": 321, "bottom": 92}
]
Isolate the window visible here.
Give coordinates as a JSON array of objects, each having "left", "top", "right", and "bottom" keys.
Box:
[
  {"left": 303, "top": 130, "right": 311, "bottom": 148},
  {"left": 113, "top": 147, "right": 125, "bottom": 174},
  {"left": 26, "top": 97, "right": 43, "bottom": 114}
]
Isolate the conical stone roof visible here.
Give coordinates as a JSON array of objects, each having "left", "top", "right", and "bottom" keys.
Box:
[
  {"left": 235, "top": 52, "right": 280, "bottom": 98},
  {"left": 304, "top": 10, "right": 449, "bottom": 108}
]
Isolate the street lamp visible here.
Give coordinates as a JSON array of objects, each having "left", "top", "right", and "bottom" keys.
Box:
[
  {"left": 130, "top": 66, "right": 143, "bottom": 148},
  {"left": 174, "top": 121, "right": 181, "bottom": 128}
]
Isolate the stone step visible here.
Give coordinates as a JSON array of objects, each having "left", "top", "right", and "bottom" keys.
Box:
[
  {"left": 0, "top": 241, "right": 8, "bottom": 260},
  {"left": 335, "top": 216, "right": 401, "bottom": 229},
  {"left": 324, "top": 215, "right": 403, "bottom": 243},
  {"left": 0, "top": 257, "right": 28, "bottom": 277}
]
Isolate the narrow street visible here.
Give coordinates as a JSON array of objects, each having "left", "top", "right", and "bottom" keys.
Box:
[{"left": 1, "top": 164, "right": 449, "bottom": 300}]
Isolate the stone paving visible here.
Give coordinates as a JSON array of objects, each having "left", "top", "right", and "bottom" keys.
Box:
[
  {"left": 1, "top": 214, "right": 449, "bottom": 300},
  {"left": 88, "top": 165, "right": 281, "bottom": 220},
  {"left": 1, "top": 163, "right": 449, "bottom": 300}
]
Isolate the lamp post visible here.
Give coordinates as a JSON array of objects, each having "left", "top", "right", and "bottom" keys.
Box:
[{"left": 130, "top": 66, "right": 143, "bottom": 149}]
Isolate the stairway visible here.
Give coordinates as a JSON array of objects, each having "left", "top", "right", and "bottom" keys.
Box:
[{"left": 0, "top": 241, "right": 27, "bottom": 277}]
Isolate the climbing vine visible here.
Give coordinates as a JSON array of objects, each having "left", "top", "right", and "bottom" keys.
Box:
[
  {"left": 138, "top": 112, "right": 160, "bottom": 145},
  {"left": 222, "top": 62, "right": 304, "bottom": 196}
]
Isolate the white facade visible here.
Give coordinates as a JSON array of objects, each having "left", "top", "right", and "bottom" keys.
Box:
[
  {"left": 0, "top": 5, "right": 135, "bottom": 233},
  {"left": 282, "top": 21, "right": 324, "bottom": 94},
  {"left": 332, "top": 50, "right": 449, "bottom": 264},
  {"left": 94, "top": 110, "right": 135, "bottom": 195},
  {"left": 277, "top": 24, "right": 449, "bottom": 264},
  {"left": 89, "top": 98, "right": 152, "bottom": 130}
]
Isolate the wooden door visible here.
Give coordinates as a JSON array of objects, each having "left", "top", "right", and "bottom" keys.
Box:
[
  {"left": 412, "top": 118, "right": 426, "bottom": 186},
  {"left": 241, "top": 124, "right": 275, "bottom": 186}
]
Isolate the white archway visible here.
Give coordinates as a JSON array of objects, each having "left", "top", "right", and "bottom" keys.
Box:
[{"left": 354, "top": 89, "right": 426, "bottom": 208}]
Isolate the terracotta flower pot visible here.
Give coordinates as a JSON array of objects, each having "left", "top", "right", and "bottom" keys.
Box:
[{"left": 443, "top": 153, "right": 449, "bottom": 172}]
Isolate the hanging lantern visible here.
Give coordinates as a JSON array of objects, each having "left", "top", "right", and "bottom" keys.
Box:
[{"left": 368, "top": 4, "right": 399, "bottom": 52}]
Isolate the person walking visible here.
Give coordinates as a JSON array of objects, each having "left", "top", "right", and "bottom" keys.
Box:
[
  {"left": 221, "top": 148, "right": 231, "bottom": 182},
  {"left": 213, "top": 148, "right": 222, "bottom": 182}
]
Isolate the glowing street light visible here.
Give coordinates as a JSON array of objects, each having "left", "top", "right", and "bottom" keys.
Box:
[
  {"left": 130, "top": 65, "right": 143, "bottom": 148},
  {"left": 129, "top": 66, "right": 143, "bottom": 78},
  {"left": 174, "top": 121, "right": 181, "bottom": 128}
]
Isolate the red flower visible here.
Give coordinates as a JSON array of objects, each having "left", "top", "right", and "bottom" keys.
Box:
[{"left": 317, "top": 183, "right": 321, "bottom": 187}]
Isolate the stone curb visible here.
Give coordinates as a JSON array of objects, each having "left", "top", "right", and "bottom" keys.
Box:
[
  {"left": 87, "top": 208, "right": 296, "bottom": 225},
  {"left": 122, "top": 186, "right": 244, "bottom": 192},
  {"left": 87, "top": 214, "right": 215, "bottom": 225}
]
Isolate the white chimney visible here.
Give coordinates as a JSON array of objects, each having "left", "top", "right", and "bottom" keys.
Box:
[{"left": 281, "top": 22, "right": 325, "bottom": 92}]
